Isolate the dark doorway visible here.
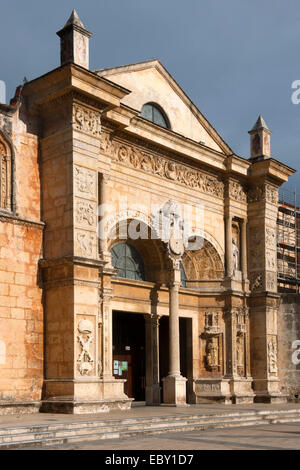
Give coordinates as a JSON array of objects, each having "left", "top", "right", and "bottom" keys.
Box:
[
  {"left": 113, "top": 311, "right": 145, "bottom": 401},
  {"left": 159, "top": 316, "right": 193, "bottom": 402}
]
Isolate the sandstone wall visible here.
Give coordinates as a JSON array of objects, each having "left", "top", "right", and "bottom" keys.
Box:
[{"left": 0, "top": 105, "right": 44, "bottom": 407}]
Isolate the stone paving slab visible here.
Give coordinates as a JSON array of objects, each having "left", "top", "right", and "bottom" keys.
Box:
[{"left": 0, "top": 402, "right": 300, "bottom": 429}]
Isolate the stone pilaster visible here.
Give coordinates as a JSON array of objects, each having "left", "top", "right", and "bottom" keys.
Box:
[
  {"left": 39, "top": 90, "right": 131, "bottom": 412},
  {"left": 248, "top": 181, "right": 285, "bottom": 402},
  {"left": 144, "top": 314, "right": 161, "bottom": 405},
  {"left": 223, "top": 304, "right": 254, "bottom": 403},
  {"left": 98, "top": 172, "right": 111, "bottom": 262}
]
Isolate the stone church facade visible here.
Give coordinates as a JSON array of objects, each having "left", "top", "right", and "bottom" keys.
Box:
[{"left": 0, "top": 11, "right": 296, "bottom": 414}]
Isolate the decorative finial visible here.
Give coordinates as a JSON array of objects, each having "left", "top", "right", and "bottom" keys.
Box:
[
  {"left": 56, "top": 10, "right": 92, "bottom": 69},
  {"left": 248, "top": 114, "right": 272, "bottom": 161}
]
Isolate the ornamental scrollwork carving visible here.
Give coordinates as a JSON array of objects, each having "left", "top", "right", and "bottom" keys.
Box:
[
  {"left": 73, "top": 104, "right": 101, "bottom": 137},
  {"left": 247, "top": 184, "right": 278, "bottom": 205},
  {"left": 76, "top": 230, "right": 97, "bottom": 258},
  {"left": 74, "top": 166, "right": 96, "bottom": 199},
  {"left": 77, "top": 319, "right": 94, "bottom": 376},
  {"left": 0, "top": 138, "right": 11, "bottom": 211},
  {"left": 228, "top": 181, "right": 247, "bottom": 203},
  {"left": 267, "top": 336, "right": 278, "bottom": 374},
  {"left": 75, "top": 199, "right": 96, "bottom": 227},
  {"left": 249, "top": 272, "right": 263, "bottom": 291},
  {"left": 100, "top": 135, "right": 224, "bottom": 198}
]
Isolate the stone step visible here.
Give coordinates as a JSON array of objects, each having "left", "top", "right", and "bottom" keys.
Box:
[
  {"left": 0, "top": 410, "right": 279, "bottom": 439},
  {"left": 3, "top": 407, "right": 300, "bottom": 438},
  {"left": 0, "top": 417, "right": 267, "bottom": 449},
  {"left": 1, "top": 409, "right": 300, "bottom": 449},
  {"left": 0, "top": 413, "right": 265, "bottom": 445}
]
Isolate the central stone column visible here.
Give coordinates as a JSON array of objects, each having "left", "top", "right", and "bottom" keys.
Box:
[{"left": 162, "top": 265, "right": 187, "bottom": 405}]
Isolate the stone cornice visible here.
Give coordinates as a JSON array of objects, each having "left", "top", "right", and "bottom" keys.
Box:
[
  {"left": 249, "top": 158, "right": 295, "bottom": 185},
  {"left": 102, "top": 105, "right": 253, "bottom": 180},
  {"left": 39, "top": 255, "right": 106, "bottom": 269},
  {"left": 0, "top": 212, "right": 44, "bottom": 229},
  {"left": 107, "top": 110, "right": 228, "bottom": 173},
  {"left": 22, "top": 63, "right": 131, "bottom": 110}
]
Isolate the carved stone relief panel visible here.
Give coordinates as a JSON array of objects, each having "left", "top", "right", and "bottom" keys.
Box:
[
  {"left": 236, "top": 333, "right": 245, "bottom": 376},
  {"left": 74, "top": 165, "right": 97, "bottom": 200},
  {"left": 265, "top": 226, "right": 277, "bottom": 250},
  {"left": 267, "top": 335, "right": 278, "bottom": 374},
  {"left": 75, "top": 230, "right": 97, "bottom": 259},
  {"left": 228, "top": 180, "right": 247, "bottom": 203},
  {"left": 76, "top": 317, "right": 96, "bottom": 376},
  {"left": 266, "top": 271, "right": 277, "bottom": 292},
  {"left": 205, "top": 336, "right": 219, "bottom": 372},
  {"left": 247, "top": 184, "right": 278, "bottom": 205},
  {"left": 266, "top": 250, "right": 277, "bottom": 271},
  {"left": 75, "top": 198, "right": 97, "bottom": 229},
  {"left": 203, "top": 311, "right": 223, "bottom": 373},
  {"left": 249, "top": 272, "right": 264, "bottom": 292},
  {"left": 73, "top": 104, "right": 101, "bottom": 137}
]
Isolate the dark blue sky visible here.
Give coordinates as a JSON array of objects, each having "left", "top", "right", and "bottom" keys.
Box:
[{"left": 1, "top": 0, "right": 300, "bottom": 194}]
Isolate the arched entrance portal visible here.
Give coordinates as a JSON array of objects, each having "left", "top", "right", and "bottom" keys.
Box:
[{"left": 108, "top": 223, "right": 224, "bottom": 405}]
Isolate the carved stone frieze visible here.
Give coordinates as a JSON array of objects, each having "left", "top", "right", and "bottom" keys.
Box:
[{"left": 100, "top": 134, "right": 224, "bottom": 198}]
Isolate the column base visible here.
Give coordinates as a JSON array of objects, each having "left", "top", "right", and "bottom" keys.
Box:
[
  {"left": 229, "top": 376, "right": 255, "bottom": 404},
  {"left": 40, "top": 397, "right": 133, "bottom": 414},
  {"left": 194, "top": 378, "right": 231, "bottom": 404},
  {"left": 162, "top": 375, "right": 187, "bottom": 406},
  {"left": 145, "top": 384, "right": 161, "bottom": 405},
  {"left": 253, "top": 378, "right": 288, "bottom": 404},
  {"left": 41, "top": 377, "right": 133, "bottom": 414}
]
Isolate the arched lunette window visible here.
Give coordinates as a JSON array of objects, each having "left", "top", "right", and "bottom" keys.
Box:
[
  {"left": 111, "top": 243, "right": 145, "bottom": 281},
  {"left": 141, "top": 103, "right": 170, "bottom": 129}
]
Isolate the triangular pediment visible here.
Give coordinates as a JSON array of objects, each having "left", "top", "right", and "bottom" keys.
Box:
[{"left": 96, "top": 60, "right": 233, "bottom": 155}]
